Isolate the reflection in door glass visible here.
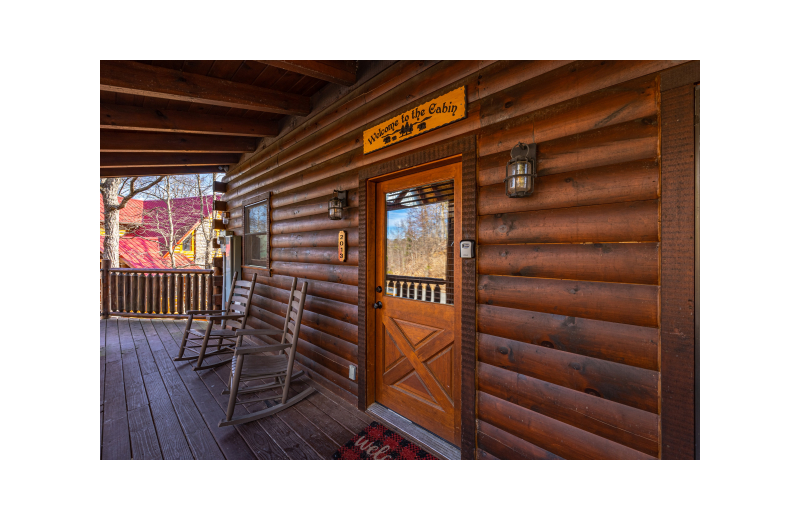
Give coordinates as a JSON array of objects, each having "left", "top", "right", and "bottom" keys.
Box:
[{"left": 385, "top": 179, "right": 454, "bottom": 305}]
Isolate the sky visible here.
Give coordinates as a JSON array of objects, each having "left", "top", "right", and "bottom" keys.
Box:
[{"left": 387, "top": 207, "right": 410, "bottom": 237}]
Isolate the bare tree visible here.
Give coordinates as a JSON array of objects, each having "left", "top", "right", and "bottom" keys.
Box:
[
  {"left": 387, "top": 201, "right": 449, "bottom": 279},
  {"left": 140, "top": 174, "right": 215, "bottom": 268},
  {"left": 100, "top": 176, "right": 164, "bottom": 267},
  {"left": 194, "top": 172, "right": 217, "bottom": 269},
  {"left": 142, "top": 175, "right": 198, "bottom": 268}
]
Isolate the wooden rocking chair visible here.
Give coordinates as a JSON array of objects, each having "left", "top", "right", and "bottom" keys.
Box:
[
  {"left": 174, "top": 272, "right": 258, "bottom": 372},
  {"left": 219, "top": 278, "right": 314, "bottom": 427}
]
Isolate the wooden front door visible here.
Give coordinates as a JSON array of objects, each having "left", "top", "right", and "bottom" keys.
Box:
[{"left": 373, "top": 161, "right": 462, "bottom": 444}]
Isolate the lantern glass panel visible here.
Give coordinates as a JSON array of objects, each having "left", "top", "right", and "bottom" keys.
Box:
[
  {"left": 329, "top": 197, "right": 343, "bottom": 220},
  {"left": 507, "top": 160, "right": 533, "bottom": 197}
]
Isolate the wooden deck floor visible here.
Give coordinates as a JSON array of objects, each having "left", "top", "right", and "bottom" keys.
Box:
[{"left": 100, "top": 317, "right": 377, "bottom": 460}]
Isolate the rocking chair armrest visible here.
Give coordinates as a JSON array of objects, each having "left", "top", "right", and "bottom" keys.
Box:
[
  {"left": 235, "top": 343, "right": 291, "bottom": 355},
  {"left": 234, "top": 327, "right": 283, "bottom": 336},
  {"left": 197, "top": 313, "right": 243, "bottom": 321},
  {"left": 186, "top": 309, "right": 226, "bottom": 315}
]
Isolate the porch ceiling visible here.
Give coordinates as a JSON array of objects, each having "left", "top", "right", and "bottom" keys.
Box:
[{"left": 100, "top": 60, "right": 359, "bottom": 178}]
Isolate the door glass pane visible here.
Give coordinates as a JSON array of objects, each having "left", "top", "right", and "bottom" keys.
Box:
[{"left": 385, "top": 179, "right": 454, "bottom": 305}]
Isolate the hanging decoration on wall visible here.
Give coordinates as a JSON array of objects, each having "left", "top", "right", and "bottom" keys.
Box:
[
  {"left": 338, "top": 231, "right": 347, "bottom": 262},
  {"left": 362, "top": 86, "right": 467, "bottom": 154}
]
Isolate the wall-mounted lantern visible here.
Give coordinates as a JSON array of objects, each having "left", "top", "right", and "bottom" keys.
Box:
[
  {"left": 328, "top": 190, "right": 348, "bottom": 220},
  {"left": 505, "top": 142, "right": 537, "bottom": 198},
  {"left": 221, "top": 212, "right": 230, "bottom": 225}
]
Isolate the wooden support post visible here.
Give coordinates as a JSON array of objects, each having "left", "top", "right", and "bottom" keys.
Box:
[
  {"left": 102, "top": 260, "right": 110, "bottom": 319},
  {"left": 660, "top": 74, "right": 699, "bottom": 460}
]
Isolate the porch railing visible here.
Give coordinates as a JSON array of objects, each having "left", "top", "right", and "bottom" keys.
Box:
[
  {"left": 385, "top": 274, "right": 449, "bottom": 304},
  {"left": 101, "top": 260, "right": 216, "bottom": 318}
]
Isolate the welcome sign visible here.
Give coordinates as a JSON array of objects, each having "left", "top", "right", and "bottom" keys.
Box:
[{"left": 363, "top": 86, "right": 467, "bottom": 154}]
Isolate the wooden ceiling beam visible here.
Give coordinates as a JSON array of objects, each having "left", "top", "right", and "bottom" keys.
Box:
[
  {"left": 100, "top": 130, "right": 258, "bottom": 153},
  {"left": 100, "top": 152, "right": 241, "bottom": 168},
  {"left": 100, "top": 104, "right": 280, "bottom": 137},
  {"left": 100, "top": 61, "right": 312, "bottom": 115},
  {"left": 100, "top": 165, "right": 226, "bottom": 178},
  {"left": 256, "top": 60, "right": 357, "bottom": 86}
]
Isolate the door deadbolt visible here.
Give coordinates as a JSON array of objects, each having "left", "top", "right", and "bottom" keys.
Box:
[{"left": 376, "top": 286, "right": 383, "bottom": 293}]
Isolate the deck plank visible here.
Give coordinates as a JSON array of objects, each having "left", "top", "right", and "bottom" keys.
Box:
[
  {"left": 139, "top": 319, "right": 224, "bottom": 460},
  {"left": 102, "top": 319, "right": 131, "bottom": 460},
  {"left": 288, "top": 383, "right": 355, "bottom": 446},
  {"left": 271, "top": 397, "right": 341, "bottom": 459},
  {"left": 149, "top": 319, "right": 257, "bottom": 460},
  {"left": 126, "top": 320, "right": 194, "bottom": 460},
  {"left": 128, "top": 406, "right": 162, "bottom": 460},
  {"left": 160, "top": 320, "right": 289, "bottom": 460},
  {"left": 100, "top": 319, "right": 106, "bottom": 455},
  {"left": 304, "top": 380, "right": 371, "bottom": 434},
  {"left": 118, "top": 319, "right": 162, "bottom": 459},
  {"left": 213, "top": 358, "right": 319, "bottom": 460},
  {"left": 100, "top": 318, "right": 388, "bottom": 460}
]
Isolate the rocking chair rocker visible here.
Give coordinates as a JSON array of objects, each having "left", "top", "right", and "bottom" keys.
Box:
[
  {"left": 219, "top": 278, "right": 314, "bottom": 427},
  {"left": 174, "top": 271, "right": 258, "bottom": 371}
]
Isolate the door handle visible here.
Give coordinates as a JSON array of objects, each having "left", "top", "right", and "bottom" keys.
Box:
[{"left": 373, "top": 302, "right": 383, "bottom": 309}]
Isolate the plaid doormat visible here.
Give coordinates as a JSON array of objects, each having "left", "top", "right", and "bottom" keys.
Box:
[{"left": 333, "top": 421, "right": 438, "bottom": 460}]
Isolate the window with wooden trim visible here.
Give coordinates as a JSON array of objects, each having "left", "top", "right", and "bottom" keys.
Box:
[
  {"left": 243, "top": 195, "right": 270, "bottom": 269},
  {"left": 181, "top": 234, "right": 193, "bottom": 252}
]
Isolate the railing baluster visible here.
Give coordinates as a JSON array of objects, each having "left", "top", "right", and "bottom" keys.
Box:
[
  {"left": 144, "top": 274, "right": 150, "bottom": 315},
  {"left": 137, "top": 273, "right": 143, "bottom": 313},
  {"left": 159, "top": 273, "right": 166, "bottom": 314},
  {"left": 149, "top": 275, "right": 156, "bottom": 314}
]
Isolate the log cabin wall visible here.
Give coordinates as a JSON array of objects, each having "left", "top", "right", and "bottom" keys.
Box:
[{"left": 221, "top": 60, "right": 697, "bottom": 459}]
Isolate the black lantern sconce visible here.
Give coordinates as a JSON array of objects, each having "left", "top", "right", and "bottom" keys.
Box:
[
  {"left": 505, "top": 142, "right": 537, "bottom": 198},
  {"left": 328, "top": 190, "right": 348, "bottom": 220}
]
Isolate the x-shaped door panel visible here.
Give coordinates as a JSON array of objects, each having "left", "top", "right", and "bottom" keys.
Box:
[{"left": 382, "top": 315, "right": 455, "bottom": 412}]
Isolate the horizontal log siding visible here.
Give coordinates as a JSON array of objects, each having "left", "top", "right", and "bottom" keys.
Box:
[{"left": 223, "top": 61, "right": 686, "bottom": 458}]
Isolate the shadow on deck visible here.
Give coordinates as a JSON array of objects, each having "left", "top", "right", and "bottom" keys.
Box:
[{"left": 100, "top": 317, "right": 374, "bottom": 460}]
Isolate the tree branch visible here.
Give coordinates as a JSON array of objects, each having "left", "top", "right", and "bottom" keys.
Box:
[{"left": 118, "top": 176, "right": 165, "bottom": 209}]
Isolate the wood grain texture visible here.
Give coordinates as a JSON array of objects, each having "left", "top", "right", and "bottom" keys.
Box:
[
  {"left": 477, "top": 419, "right": 563, "bottom": 460},
  {"left": 478, "top": 158, "right": 660, "bottom": 215},
  {"left": 660, "top": 83, "right": 697, "bottom": 459},
  {"left": 270, "top": 261, "right": 358, "bottom": 286},
  {"left": 100, "top": 130, "right": 258, "bottom": 153},
  {"left": 478, "top": 199, "right": 659, "bottom": 245},
  {"left": 271, "top": 247, "right": 359, "bottom": 266},
  {"left": 243, "top": 270, "right": 358, "bottom": 305},
  {"left": 101, "top": 60, "right": 312, "bottom": 115},
  {"left": 660, "top": 61, "right": 699, "bottom": 92},
  {"left": 478, "top": 117, "right": 658, "bottom": 186},
  {"left": 271, "top": 227, "right": 359, "bottom": 248},
  {"left": 478, "top": 391, "right": 655, "bottom": 460},
  {"left": 271, "top": 192, "right": 358, "bottom": 222},
  {"left": 257, "top": 60, "right": 358, "bottom": 86},
  {"left": 100, "top": 152, "right": 240, "bottom": 168},
  {"left": 478, "top": 361, "right": 658, "bottom": 456},
  {"left": 477, "top": 274, "right": 659, "bottom": 328},
  {"left": 478, "top": 61, "right": 681, "bottom": 128},
  {"left": 478, "top": 333, "right": 658, "bottom": 413},
  {"left": 478, "top": 242, "right": 659, "bottom": 285},
  {"left": 477, "top": 304, "right": 658, "bottom": 370},
  {"left": 100, "top": 103, "right": 280, "bottom": 136},
  {"left": 270, "top": 209, "right": 357, "bottom": 234}
]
